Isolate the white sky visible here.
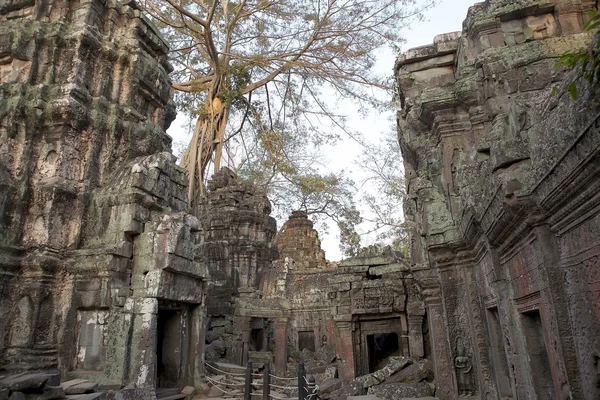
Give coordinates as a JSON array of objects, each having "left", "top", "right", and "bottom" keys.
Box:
[{"left": 167, "top": 0, "right": 480, "bottom": 261}]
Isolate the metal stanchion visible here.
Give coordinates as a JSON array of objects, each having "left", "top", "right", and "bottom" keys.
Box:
[
  {"left": 245, "top": 360, "right": 253, "bottom": 400},
  {"left": 298, "top": 362, "right": 307, "bottom": 400}
]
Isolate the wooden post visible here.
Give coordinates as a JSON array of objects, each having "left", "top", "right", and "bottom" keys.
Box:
[
  {"left": 298, "top": 362, "right": 306, "bottom": 400},
  {"left": 244, "top": 360, "right": 253, "bottom": 400},
  {"left": 263, "top": 363, "right": 271, "bottom": 400}
]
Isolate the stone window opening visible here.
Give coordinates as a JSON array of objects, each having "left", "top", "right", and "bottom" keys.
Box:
[{"left": 367, "top": 332, "right": 400, "bottom": 373}]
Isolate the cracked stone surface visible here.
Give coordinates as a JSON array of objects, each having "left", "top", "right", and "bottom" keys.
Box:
[{"left": 396, "top": 0, "right": 600, "bottom": 399}]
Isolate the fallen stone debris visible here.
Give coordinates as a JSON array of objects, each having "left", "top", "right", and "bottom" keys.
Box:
[{"left": 317, "top": 357, "right": 435, "bottom": 400}]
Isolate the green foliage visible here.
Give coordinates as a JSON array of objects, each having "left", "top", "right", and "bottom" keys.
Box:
[{"left": 555, "top": 10, "right": 600, "bottom": 99}]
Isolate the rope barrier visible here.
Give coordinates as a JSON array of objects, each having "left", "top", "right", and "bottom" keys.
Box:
[
  {"left": 270, "top": 374, "right": 296, "bottom": 380},
  {"left": 204, "top": 374, "right": 245, "bottom": 388},
  {"left": 268, "top": 383, "right": 297, "bottom": 390},
  {"left": 203, "top": 360, "right": 319, "bottom": 400},
  {"left": 204, "top": 362, "right": 247, "bottom": 377}
]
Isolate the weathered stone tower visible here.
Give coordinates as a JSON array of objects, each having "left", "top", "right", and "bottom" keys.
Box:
[
  {"left": 198, "top": 168, "right": 278, "bottom": 368},
  {"left": 0, "top": 0, "right": 206, "bottom": 388},
  {"left": 397, "top": 0, "right": 600, "bottom": 399}
]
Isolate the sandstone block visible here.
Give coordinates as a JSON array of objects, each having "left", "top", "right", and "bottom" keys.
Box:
[
  {"left": 368, "top": 263, "right": 409, "bottom": 276},
  {"left": 318, "top": 378, "right": 342, "bottom": 395},
  {"left": 24, "top": 387, "right": 65, "bottom": 400},
  {"left": 367, "top": 382, "right": 432, "bottom": 399}
]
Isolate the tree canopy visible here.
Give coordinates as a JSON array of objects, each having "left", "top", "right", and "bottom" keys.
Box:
[{"left": 141, "top": 0, "right": 434, "bottom": 255}]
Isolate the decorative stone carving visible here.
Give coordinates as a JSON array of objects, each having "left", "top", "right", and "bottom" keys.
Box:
[
  {"left": 0, "top": 0, "right": 205, "bottom": 387},
  {"left": 396, "top": 1, "right": 600, "bottom": 398},
  {"left": 454, "top": 338, "right": 474, "bottom": 397}
]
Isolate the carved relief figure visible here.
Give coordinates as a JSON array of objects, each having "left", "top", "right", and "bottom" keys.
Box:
[
  {"left": 455, "top": 337, "right": 475, "bottom": 396},
  {"left": 321, "top": 334, "right": 328, "bottom": 347}
]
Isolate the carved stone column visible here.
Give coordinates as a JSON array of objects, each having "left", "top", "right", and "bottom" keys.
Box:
[
  {"left": 418, "top": 281, "right": 456, "bottom": 400},
  {"left": 407, "top": 315, "right": 424, "bottom": 359},
  {"left": 274, "top": 318, "right": 288, "bottom": 376},
  {"left": 231, "top": 315, "right": 252, "bottom": 366},
  {"left": 334, "top": 320, "right": 356, "bottom": 381}
]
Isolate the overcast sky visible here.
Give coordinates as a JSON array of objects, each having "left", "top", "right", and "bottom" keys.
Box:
[
  {"left": 167, "top": 0, "right": 480, "bottom": 261},
  {"left": 316, "top": 0, "right": 480, "bottom": 260}
]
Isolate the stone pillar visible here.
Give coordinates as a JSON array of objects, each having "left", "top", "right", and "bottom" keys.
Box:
[
  {"left": 127, "top": 297, "right": 158, "bottom": 388},
  {"left": 423, "top": 288, "right": 456, "bottom": 400},
  {"left": 334, "top": 321, "right": 356, "bottom": 381},
  {"left": 191, "top": 298, "right": 206, "bottom": 386},
  {"left": 274, "top": 318, "right": 288, "bottom": 376},
  {"left": 233, "top": 316, "right": 252, "bottom": 366},
  {"left": 407, "top": 315, "right": 424, "bottom": 359}
]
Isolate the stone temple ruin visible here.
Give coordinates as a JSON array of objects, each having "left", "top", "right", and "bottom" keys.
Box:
[{"left": 0, "top": 0, "right": 600, "bottom": 400}]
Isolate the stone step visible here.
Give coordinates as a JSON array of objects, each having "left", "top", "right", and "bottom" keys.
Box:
[
  {"left": 156, "top": 388, "right": 180, "bottom": 398},
  {"left": 65, "top": 392, "right": 106, "bottom": 400},
  {"left": 61, "top": 381, "right": 98, "bottom": 395},
  {"left": 156, "top": 394, "right": 186, "bottom": 400},
  {"left": 0, "top": 373, "right": 60, "bottom": 391},
  {"left": 60, "top": 380, "right": 89, "bottom": 389}
]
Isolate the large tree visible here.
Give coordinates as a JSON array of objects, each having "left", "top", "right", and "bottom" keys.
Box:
[{"left": 141, "top": 0, "right": 433, "bottom": 203}]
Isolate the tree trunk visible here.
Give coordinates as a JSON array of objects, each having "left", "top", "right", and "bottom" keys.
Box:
[{"left": 180, "top": 80, "right": 229, "bottom": 215}]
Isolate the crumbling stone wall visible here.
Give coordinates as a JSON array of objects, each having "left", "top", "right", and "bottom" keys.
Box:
[
  {"left": 0, "top": 0, "right": 205, "bottom": 388},
  {"left": 226, "top": 211, "right": 337, "bottom": 375},
  {"left": 198, "top": 168, "right": 277, "bottom": 367},
  {"left": 328, "top": 246, "right": 425, "bottom": 381},
  {"left": 396, "top": 0, "right": 600, "bottom": 399},
  {"left": 251, "top": 213, "right": 428, "bottom": 382}
]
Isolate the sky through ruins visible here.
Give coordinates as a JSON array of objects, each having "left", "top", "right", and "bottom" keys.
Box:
[{"left": 167, "top": 0, "right": 480, "bottom": 261}]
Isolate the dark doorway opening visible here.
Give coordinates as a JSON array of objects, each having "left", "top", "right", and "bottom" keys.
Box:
[
  {"left": 422, "top": 312, "right": 431, "bottom": 359},
  {"left": 157, "top": 308, "right": 182, "bottom": 388},
  {"left": 367, "top": 332, "right": 399, "bottom": 372},
  {"left": 250, "top": 328, "right": 264, "bottom": 351},
  {"left": 298, "top": 331, "right": 315, "bottom": 352},
  {"left": 521, "top": 310, "right": 555, "bottom": 399}
]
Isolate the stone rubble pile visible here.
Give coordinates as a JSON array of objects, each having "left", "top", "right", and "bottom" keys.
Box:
[
  {"left": 0, "top": 373, "right": 111, "bottom": 400},
  {"left": 0, "top": 373, "right": 63, "bottom": 400},
  {"left": 318, "top": 357, "right": 436, "bottom": 400}
]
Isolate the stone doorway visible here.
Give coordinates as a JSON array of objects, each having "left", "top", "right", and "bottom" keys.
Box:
[
  {"left": 521, "top": 310, "right": 555, "bottom": 399},
  {"left": 250, "top": 317, "right": 267, "bottom": 352},
  {"left": 352, "top": 316, "right": 407, "bottom": 377},
  {"left": 156, "top": 303, "right": 188, "bottom": 388},
  {"left": 298, "top": 330, "right": 316, "bottom": 352},
  {"left": 367, "top": 332, "right": 400, "bottom": 373}
]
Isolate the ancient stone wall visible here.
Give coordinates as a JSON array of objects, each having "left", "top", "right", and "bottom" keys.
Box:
[
  {"left": 198, "top": 168, "right": 278, "bottom": 367},
  {"left": 396, "top": 0, "right": 600, "bottom": 399},
  {"left": 0, "top": 0, "right": 205, "bottom": 389},
  {"left": 328, "top": 247, "right": 424, "bottom": 381},
  {"left": 231, "top": 211, "right": 337, "bottom": 375}
]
